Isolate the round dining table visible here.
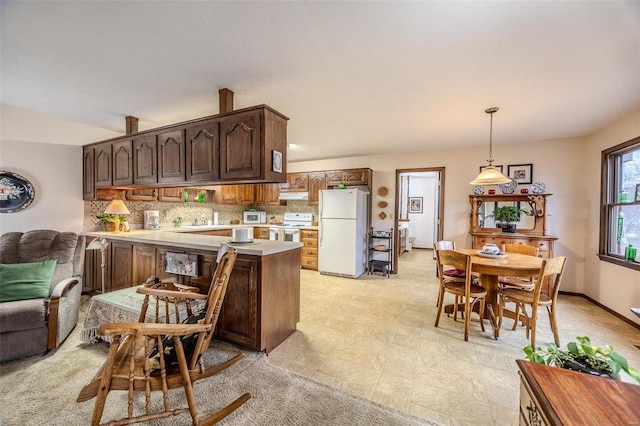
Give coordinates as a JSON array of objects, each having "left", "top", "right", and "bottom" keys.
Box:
[{"left": 446, "top": 248, "right": 544, "bottom": 339}]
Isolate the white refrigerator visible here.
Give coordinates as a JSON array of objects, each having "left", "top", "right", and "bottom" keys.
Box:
[{"left": 318, "top": 188, "right": 368, "bottom": 278}]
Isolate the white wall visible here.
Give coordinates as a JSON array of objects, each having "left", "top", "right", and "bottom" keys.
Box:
[
  {"left": 0, "top": 104, "right": 122, "bottom": 235},
  {"left": 583, "top": 108, "right": 640, "bottom": 325},
  {"left": 408, "top": 174, "right": 438, "bottom": 249}
]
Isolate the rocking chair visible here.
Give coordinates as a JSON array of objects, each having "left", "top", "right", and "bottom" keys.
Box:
[{"left": 77, "top": 247, "right": 250, "bottom": 426}]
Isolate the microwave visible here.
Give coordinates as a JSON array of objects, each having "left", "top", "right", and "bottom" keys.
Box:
[{"left": 243, "top": 211, "right": 267, "bottom": 224}]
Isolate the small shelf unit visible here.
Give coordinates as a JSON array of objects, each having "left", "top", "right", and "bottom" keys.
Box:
[{"left": 368, "top": 227, "right": 393, "bottom": 277}]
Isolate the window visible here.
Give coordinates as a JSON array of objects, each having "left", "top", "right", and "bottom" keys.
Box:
[{"left": 599, "top": 136, "right": 640, "bottom": 270}]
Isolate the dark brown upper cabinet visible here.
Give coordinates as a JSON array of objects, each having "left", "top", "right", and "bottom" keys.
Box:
[
  {"left": 219, "top": 110, "right": 262, "bottom": 180},
  {"left": 94, "top": 142, "right": 113, "bottom": 188},
  {"left": 133, "top": 134, "right": 157, "bottom": 185},
  {"left": 308, "top": 172, "right": 327, "bottom": 205},
  {"left": 326, "top": 168, "right": 370, "bottom": 187},
  {"left": 83, "top": 146, "right": 96, "bottom": 200},
  {"left": 186, "top": 119, "right": 219, "bottom": 182},
  {"left": 158, "top": 129, "right": 186, "bottom": 184},
  {"left": 112, "top": 139, "right": 133, "bottom": 186},
  {"left": 83, "top": 104, "right": 288, "bottom": 193}
]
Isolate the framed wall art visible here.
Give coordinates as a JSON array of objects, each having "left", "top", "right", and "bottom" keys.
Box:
[
  {"left": 508, "top": 164, "right": 533, "bottom": 184},
  {"left": 409, "top": 197, "right": 423, "bottom": 213},
  {"left": 480, "top": 164, "right": 503, "bottom": 174},
  {"left": 165, "top": 252, "right": 198, "bottom": 277},
  {"left": 272, "top": 150, "right": 283, "bottom": 173}
]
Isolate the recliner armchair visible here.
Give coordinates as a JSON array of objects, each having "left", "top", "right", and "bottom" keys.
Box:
[{"left": 0, "top": 230, "right": 85, "bottom": 361}]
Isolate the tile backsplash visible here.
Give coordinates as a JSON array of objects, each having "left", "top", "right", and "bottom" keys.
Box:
[{"left": 85, "top": 200, "right": 318, "bottom": 230}]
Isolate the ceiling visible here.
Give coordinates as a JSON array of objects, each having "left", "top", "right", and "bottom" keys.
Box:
[{"left": 1, "top": 1, "right": 639, "bottom": 162}]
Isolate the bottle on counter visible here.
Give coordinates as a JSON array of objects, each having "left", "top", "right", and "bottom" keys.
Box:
[{"left": 625, "top": 244, "right": 636, "bottom": 261}]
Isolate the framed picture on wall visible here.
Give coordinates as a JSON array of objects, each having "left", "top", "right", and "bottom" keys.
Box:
[
  {"left": 480, "top": 164, "right": 503, "bottom": 173},
  {"left": 409, "top": 197, "right": 423, "bottom": 213},
  {"left": 272, "top": 150, "right": 283, "bottom": 173},
  {"left": 507, "top": 164, "right": 533, "bottom": 184}
]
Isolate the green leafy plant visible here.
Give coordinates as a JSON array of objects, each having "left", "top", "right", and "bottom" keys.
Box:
[
  {"left": 491, "top": 206, "right": 528, "bottom": 224},
  {"left": 96, "top": 214, "right": 126, "bottom": 223},
  {"left": 524, "top": 336, "right": 640, "bottom": 383}
]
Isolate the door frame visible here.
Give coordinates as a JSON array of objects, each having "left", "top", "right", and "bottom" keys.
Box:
[{"left": 393, "top": 167, "right": 445, "bottom": 272}]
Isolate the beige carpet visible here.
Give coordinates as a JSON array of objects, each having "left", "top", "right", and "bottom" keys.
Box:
[{"left": 0, "top": 318, "right": 440, "bottom": 425}]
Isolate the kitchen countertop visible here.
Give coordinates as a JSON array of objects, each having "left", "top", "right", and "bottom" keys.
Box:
[{"left": 83, "top": 229, "right": 303, "bottom": 256}]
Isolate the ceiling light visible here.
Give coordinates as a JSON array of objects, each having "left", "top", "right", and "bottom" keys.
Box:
[{"left": 470, "top": 107, "right": 512, "bottom": 186}]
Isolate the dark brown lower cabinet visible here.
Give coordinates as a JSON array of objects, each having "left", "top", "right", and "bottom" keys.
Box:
[
  {"left": 85, "top": 239, "right": 300, "bottom": 353},
  {"left": 109, "top": 242, "right": 133, "bottom": 292}
]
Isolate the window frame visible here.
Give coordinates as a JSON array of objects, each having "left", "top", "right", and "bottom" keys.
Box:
[{"left": 599, "top": 135, "right": 640, "bottom": 271}]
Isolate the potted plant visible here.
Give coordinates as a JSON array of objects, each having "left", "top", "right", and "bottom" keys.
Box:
[
  {"left": 490, "top": 206, "right": 528, "bottom": 233},
  {"left": 96, "top": 214, "right": 126, "bottom": 232},
  {"left": 523, "top": 336, "right": 640, "bottom": 383}
]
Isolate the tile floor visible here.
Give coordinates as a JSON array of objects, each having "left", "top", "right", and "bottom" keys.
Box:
[{"left": 267, "top": 248, "right": 640, "bottom": 425}]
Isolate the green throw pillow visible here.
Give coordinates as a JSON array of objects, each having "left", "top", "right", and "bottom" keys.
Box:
[{"left": 0, "top": 260, "right": 57, "bottom": 303}]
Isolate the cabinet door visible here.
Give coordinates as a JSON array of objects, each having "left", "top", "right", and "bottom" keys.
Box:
[
  {"left": 307, "top": 172, "right": 327, "bottom": 205},
  {"left": 158, "top": 187, "right": 187, "bottom": 202},
  {"left": 236, "top": 184, "right": 255, "bottom": 204},
  {"left": 215, "top": 185, "right": 254, "bottom": 204},
  {"left": 94, "top": 143, "right": 113, "bottom": 188},
  {"left": 217, "top": 257, "right": 259, "bottom": 348},
  {"left": 126, "top": 188, "right": 158, "bottom": 201},
  {"left": 186, "top": 120, "right": 219, "bottom": 182},
  {"left": 83, "top": 147, "right": 96, "bottom": 200},
  {"left": 254, "top": 227, "right": 270, "bottom": 240},
  {"left": 133, "top": 245, "right": 156, "bottom": 286},
  {"left": 280, "top": 173, "right": 308, "bottom": 191},
  {"left": 158, "top": 129, "right": 186, "bottom": 183},
  {"left": 255, "top": 183, "right": 280, "bottom": 205},
  {"left": 326, "top": 168, "right": 369, "bottom": 187},
  {"left": 133, "top": 134, "right": 157, "bottom": 185},
  {"left": 109, "top": 242, "right": 133, "bottom": 292},
  {"left": 219, "top": 110, "right": 262, "bottom": 180},
  {"left": 112, "top": 139, "right": 133, "bottom": 186}
]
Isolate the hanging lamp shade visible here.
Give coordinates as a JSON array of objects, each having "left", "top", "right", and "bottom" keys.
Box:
[
  {"left": 470, "top": 107, "right": 511, "bottom": 186},
  {"left": 470, "top": 165, "right": 511, "bottom": 185}
]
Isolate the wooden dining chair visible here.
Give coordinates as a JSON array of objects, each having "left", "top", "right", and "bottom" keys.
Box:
[
  {"left": 498, "top": 244, "right": 540, "bottom": 290},
  {"left": 497, "top": 256, "right": 567, "bottom": 348},
  {"left": 434, "top": 250, "right": 487, "bottom": 341},
  {"left": 77, "top": 247, "right": 251, "bottom": 426},
  {"left": 434, "top": 241, "right": 460, "bottom": 310}
]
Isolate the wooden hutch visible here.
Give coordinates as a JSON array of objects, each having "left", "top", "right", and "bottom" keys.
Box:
[{"left": 469, "top": 193, "right": 557, "bottom": 259}]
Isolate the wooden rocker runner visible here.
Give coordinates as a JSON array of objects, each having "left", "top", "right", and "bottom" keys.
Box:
[{"left": 77, "top": 247, "right": 250, "bottom": 425}]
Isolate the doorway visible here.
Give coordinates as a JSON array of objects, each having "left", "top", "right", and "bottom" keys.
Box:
[{"left": 393, "top": 167, "right": 445, "bottom": 273}]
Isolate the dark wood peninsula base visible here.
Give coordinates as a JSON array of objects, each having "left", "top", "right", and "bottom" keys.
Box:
[{"left": 83, "top": 231, "right": 301, "bottom": 353}]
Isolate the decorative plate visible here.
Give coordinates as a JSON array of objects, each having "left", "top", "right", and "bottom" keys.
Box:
[
  {"left": 473, "top": 185, "right": 485, "bottom": 195},
  {"left": 531, "top": 182, "right": 546, "bottom": 194},
  {"left": 0, "top": 171, "right": 35, "bottom": 213},
  {"left": 378, "top": 201, "right": 388, "bottom": 208},
  {"left": 377, "top": 186, "right": 389, "bottom": 197},
  {"left": 499, "top": 178, "right": 518, "bottom": 194}
]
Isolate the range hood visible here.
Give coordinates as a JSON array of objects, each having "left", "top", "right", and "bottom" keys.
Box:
[{"left": 278, "top": 191, "right": 309, "bottom": 201}]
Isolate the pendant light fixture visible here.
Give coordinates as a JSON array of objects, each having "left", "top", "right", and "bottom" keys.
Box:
[{"left": 470, "top": 107, "right": 512, "bottom": 185}]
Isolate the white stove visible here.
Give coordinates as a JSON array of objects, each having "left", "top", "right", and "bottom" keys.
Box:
[{"left": 269, "top": 213, "right": 313, "bottom": 242}]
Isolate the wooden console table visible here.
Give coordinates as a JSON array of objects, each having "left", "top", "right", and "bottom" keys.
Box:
[{"left": 517, "top": 360, "right": 640, "bottom": 425}]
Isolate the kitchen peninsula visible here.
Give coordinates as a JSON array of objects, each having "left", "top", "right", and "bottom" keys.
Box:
[{"left": 83, "top": 229, "right": 302, "bottom": 353}]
